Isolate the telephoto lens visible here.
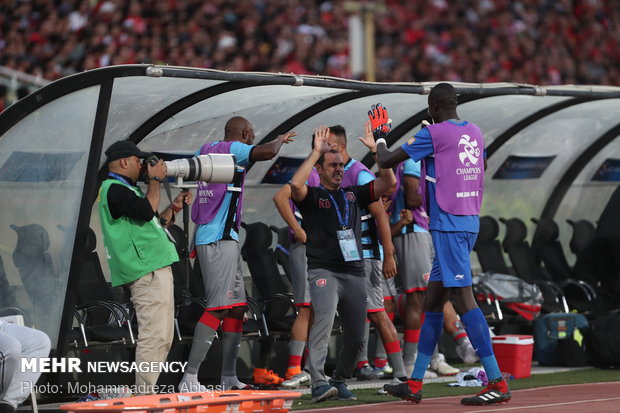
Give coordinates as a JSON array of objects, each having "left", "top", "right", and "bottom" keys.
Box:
[{"left": 165, "top": 154, "right": 236, "bottom": 184}]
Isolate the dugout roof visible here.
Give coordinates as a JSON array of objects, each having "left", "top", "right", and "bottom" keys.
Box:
[{"left": 1, "top": 64, "right": 620, "bottom": 350}]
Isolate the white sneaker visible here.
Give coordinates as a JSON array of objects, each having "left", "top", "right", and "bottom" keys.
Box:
[
  {"left": 430, "top": 353, "right": 460, "bottom": 376},
  {"left": 178, "top": 380, "right": 208, "bottom": 393},
  {"left": 379, "top": 362, "right": 393, "bottom": 376},
  {"left": 281, "top": 371, "right": 312, "bottom": 388},
  {"left": 423, "top": 369, "right": 438, "bottom": 379},
  {"left": 403, "top": 365, "right": 437, "bottom": 379},
  {"left": 456, "top": 338, "right": 480, "bottom": 364}
]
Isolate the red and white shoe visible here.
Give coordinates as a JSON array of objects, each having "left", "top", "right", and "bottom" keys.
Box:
[{"left": 461, "top": 378, "right": 512, "bottom": 406}]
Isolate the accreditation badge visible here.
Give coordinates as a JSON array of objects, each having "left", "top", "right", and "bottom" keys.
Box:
[{"left": 337, "top": 228, "right": 361, "bottom": 262}]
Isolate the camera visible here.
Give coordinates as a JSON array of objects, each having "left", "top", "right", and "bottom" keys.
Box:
[
  {"left": 141, "top": 153, "right": 236, "bottom": 187},
  {"left": 164, "top": 154, "right": 236, "bottom": 187}
]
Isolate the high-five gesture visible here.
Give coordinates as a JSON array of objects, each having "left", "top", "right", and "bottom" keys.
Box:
[
  {"left": 290, "top": 126, "right": 336, "bottom": 203},
  {"left": 278, "top": 131, "right": 297, "bottom": 144},
  {"left": 358, "top": 120, "right": 377, "bottom": 152},
  {"left": 368, "top": 103, "right": 391, "bottom": 141},
  {"left": 313, "top": 125, "right": 332, "bottom": 154}
]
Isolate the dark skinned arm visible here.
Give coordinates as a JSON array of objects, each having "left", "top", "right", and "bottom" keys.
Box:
[
  {"left": 249, "top": 131, "right": 296, "bottom": 161},
  {"left": 376, "top": 144, "right": 410, "bottom": 169}
]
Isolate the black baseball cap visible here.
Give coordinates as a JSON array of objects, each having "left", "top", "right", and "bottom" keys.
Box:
[{"left": 105, "top": 140, "right": 152, "bottom": 162}]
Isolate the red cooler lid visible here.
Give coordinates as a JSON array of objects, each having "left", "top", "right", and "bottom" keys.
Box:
[{"left": 491, "top": 334, "right": 534, "bottom": 345}]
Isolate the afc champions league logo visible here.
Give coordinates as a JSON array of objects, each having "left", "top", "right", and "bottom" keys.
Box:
[{"left": 458, "top": 134, "right": 481, "bottom": 166}]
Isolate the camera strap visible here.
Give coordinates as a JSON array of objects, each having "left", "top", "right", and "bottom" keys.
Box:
[{"left": 162, "top": 178, "right": 173, "bottom": 205}]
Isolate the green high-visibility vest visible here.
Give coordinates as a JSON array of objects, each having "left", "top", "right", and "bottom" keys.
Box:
[{"left": 98, "top": 179, "right": 179, "bottom": 286}]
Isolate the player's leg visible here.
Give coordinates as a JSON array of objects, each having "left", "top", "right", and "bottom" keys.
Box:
[
  {"left": 443, "top": 301, "right": 478, "bottom": 364},
  {"left": 179, "top": 242, "right": 230, "bottom": 392},
  {"left": 437, "top": 231, "right": 511, "bottom": 405},
  {"left": 221, "top": 243, "right": 254, "bottom": 390},
  {"left": 354, "top": 260, "right": 384, "bottom": 380},
  {"left": 287, "top": 242, "right": 311, "bottom": 376},
  {"left": 454, "top": 285, "right": 511, "bottom": 405},
  {"left": 393, "top": 233, "right": 427, "bottom": 374},
  {"left": 281, "top": 306, "right": 313, "bottom": 388},
  {"left": 384, "top": 280, "right": 449, "bottom": 403},
  {"left": 374, "top": 279, "right": 397, "bottom": 376},
  {"left": 366, "top": 260, "right": 406, "bottom": 380}
]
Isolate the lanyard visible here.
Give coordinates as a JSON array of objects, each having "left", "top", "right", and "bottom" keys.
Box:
[
  {"left": 108, "top": 172, "right": 132, "bottom": 187},
  {"left": 322, "top": 186, "right": 350, "bottom": 229}
]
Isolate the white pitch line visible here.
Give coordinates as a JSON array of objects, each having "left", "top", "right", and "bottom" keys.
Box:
[{"left": 465, "top": 397, "right": 620, "bottom": 413}]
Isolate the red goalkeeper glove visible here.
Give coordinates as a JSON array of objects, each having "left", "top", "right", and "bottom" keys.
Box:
[{"left": 368, "top": 103, "right": 391, "bottom": 141}]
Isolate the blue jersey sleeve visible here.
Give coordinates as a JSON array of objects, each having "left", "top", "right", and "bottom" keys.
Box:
[
  {"left": 403, "top": 158, "right": 421, "bottom": 178},
  {"left": 229, "top": 141, "right": 254, "bottom": 166},
  {"left": 401, "top": 127, "right": 434, "bottom": 162},
  {"left": 356, "top": 170, "right": 375, "bottom": 186}
]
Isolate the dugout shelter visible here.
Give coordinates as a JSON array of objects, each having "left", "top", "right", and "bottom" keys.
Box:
[{"left": 0, "top": 64, "right": 619, "bottom": 355}]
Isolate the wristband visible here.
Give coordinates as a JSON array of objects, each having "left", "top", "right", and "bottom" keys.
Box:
[
  {"left": 170, "top": 203, "right": 182, "bottom": 213},
  {"left": 370, "top": 151, "right": 377, "bottom": 156},
  {"left": 149, "top": 176, "right": 162, "bottom": 183},
  {"left": 375, "top": 138, "right": 387, "bottom": 146}
]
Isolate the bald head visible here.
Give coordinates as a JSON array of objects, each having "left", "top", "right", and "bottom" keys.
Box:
[
  {"left": 224, "top": 116, "right": 255, "bottom": 143},
  {"left": 428, "top": 83, "right": 459, "bottom": 123},
  {"left": 428, "top": 83, "right": 458, "bottom": 107}
]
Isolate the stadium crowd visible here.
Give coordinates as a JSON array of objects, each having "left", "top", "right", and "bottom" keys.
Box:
[{"left": 0, "top": 0, "right": 618, "bottom": 86}]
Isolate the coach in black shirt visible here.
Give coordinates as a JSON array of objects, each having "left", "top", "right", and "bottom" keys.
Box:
[{"left": 290, "top": 124, "right": 396, "bottom": 402}]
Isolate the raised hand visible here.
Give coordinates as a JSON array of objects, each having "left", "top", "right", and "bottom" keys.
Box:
[
  {"left": 279, "top": 131, "right": 297, "bottom": 144},
  {"left": 313, "top": 125, "right": 333, "bottom": 154},
  {"left": 358, "top": 120, "right": 377, "bottom": 152},
  {"left": 368, "top": 103, "right": 391, "bottom": 141}
]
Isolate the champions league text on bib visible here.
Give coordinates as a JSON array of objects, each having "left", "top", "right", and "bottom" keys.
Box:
[
  {"left": 323, "top": 187, "right": 361, "bottom": 262},
  {"left": 422, "top": 122, "right": 484, "bottom": 215}
]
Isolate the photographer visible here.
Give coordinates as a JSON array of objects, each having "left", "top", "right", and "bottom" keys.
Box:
[{"left": 98, "top": 140, "right": 192, "bottom": 395}]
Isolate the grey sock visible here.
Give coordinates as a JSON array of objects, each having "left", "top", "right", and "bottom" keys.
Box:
[
  {"left": 185, "top": 322, "right": 218, "bottom": 375},
  {"left": 403, "top": 341, "right": 418, "bottom": 366},
  {"left": 289, "top": 340, "right": 306, "bottom": 365},
  {"left": 221, "top": 331, "right": 242, "bottom": 377},
  {"left": 387, "top": 350, "right": 406, "bottom": 378}
]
